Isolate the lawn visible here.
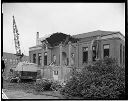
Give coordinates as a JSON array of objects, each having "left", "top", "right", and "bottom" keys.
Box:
[
  {"left": 3, "top": 80, "right": 35, "bottom": 93},
  {"left": 3, "top": 80, "right": 65, "bottom": 99}
]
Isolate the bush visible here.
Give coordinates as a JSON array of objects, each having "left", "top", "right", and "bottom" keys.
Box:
[
  {"left": 6, "top": 71, "right": 19, "bottom": 82},
  {"left": 60, "top": 57, "right": 125, "bottom": 99},
  {"left": 34, "top": 79, "right": 52, "bottom": 92},
  {"left": 50, "top": 81, "right": 63, "bottom": 91}
]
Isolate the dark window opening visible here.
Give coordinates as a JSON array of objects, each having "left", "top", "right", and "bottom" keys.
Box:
[
  {"left": 83, "top": 47, "right": 88, "bottom": 63},
  {"left": 33, "top": 54, "right": 36, "bottom": 63},
  {"left": 44, "top": 52, "right": 47, "bottom": 66},
  {"left": 123, "top": 46, "right": 125, "bottom": 65},
  {"left": 103, "top": 44, "right": 110, "bottom": 58},
  {"left": 120, "top": 44, "right": 122, "bottom": 65},
  {"left": 92, "top": 46, "right": 96, "bottom": 61},
  {"left": 54, "top": 71, "right": 58, "bottom": 75},
  {"left": 38, "top": 53, "right": 42, "bottom": 65}
]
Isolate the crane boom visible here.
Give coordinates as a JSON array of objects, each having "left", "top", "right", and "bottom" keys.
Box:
[{"left": 13, "top": 16, "right": 23, "bottom": 62}]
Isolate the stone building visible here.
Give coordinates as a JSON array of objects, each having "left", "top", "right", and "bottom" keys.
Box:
[{"left": 29, "top": 30, "right": 125, "bottom": 82}]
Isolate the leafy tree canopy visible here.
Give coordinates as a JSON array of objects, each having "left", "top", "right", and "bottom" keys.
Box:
[{"left": 45, "top": 32, "right": 78, "bottom": 47}]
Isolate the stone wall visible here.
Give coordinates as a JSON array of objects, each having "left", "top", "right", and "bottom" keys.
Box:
[{"left": 40, "top": 66, "right": 72, "bottom": 82}]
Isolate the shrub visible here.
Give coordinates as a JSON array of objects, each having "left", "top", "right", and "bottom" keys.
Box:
[
  {"left": 60, "top": 73, "right": 84, "bottom": 98},
  {"left": 50, "top": 81, "right": 63, "bottom": 91},
  {"left": 6, "top": 71, "right": 19, "bottom": 82},
  {"left": 60, "top": 57, "right": 125, "bottom": 99},
  {"left": 34, "top": 79, "right": 52, "bottom": 92}
]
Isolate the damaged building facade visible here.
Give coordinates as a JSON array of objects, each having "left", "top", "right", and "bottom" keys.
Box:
[{"left": 29, "top": 30, "right": 125, "bottom": 82}]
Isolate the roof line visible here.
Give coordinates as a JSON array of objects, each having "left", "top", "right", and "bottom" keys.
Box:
[{"left": 72, "top": 30, "right": 117, "bottom": 37}]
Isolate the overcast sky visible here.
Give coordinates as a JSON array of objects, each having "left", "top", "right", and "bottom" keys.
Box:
[{"left": 2, "top": 3, "right": 125, "bottom": 56}]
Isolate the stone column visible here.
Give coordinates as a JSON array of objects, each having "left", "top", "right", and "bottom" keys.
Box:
[
  {"left": 36, "top": 53, "right": 38, "bottom": 65},
  {"left": 88, "top": 45, "right": 92, "bottom": 64},
  {"left": 97, "top": 40, "right": 101, "bottom": 60},
  {"left": 68, "top": 41, "right": 72, "bottom": 66},
  {"left": 77, "top": 41, "right": 79, "bottom": 67},
  {"left": 89, "top": 41, "right": 92, "bottom": 63},
  {"left": 59, "top": 43, "right": 62, "bottom": 66},
  {"left": 41, "top": 48, "right": 44, "bottom": 78},
  {"left": 89, "top": 39, "right": 95, "bottom": 63},
  {"left": 48, "top": 49, "right": 52, "bottom": 65},
  {"left": 96, "top": 36, "right": 101, "bottom": 60}
]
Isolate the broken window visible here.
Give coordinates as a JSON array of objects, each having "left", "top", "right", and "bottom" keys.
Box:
[
  {"left": 83, "top": 47, "right": 88, "bottom": 63},
  {"left": 44, "top": 52, "right": 47, "bottom": 66},
  {"left": 92, "top": 46, "right": 96, "bottom": 61},
  {"left": 38, "top": 53, "right": 42, "bottom": 65},
  {"left": 103, "top": 44, "right": 110, "bottom": 58},
  {"left": 33, "top": 54, "right": 36, "bottom": 63}
]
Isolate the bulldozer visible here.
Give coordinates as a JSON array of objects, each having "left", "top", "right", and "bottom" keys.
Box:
[{"left": 10, "top": 62, "right": 40, "bottom": 83}]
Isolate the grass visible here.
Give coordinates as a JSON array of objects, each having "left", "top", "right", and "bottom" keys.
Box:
[
  {"left": 3, "top": 80, "right": 65, "bottom": 99},
  {"left": 3, "top": 80, "right": 85, "bottom": 99},
  {"left": 3, "top": 80, "right": 35, "bottom": 93}
]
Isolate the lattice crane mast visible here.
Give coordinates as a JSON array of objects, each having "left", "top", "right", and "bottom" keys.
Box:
[{"left": 13, "top": 16, "right": 24, "bottom": 62}]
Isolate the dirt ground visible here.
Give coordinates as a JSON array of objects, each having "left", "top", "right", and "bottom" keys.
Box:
[
  {"left": 2, "top": 89, "right": 59, "bottom": 99},
  {"left": 2, "top": 80, "right": 63, "bottom": 99}
]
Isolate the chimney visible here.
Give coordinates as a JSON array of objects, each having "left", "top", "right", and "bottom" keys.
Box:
[{"left": 36, "top": 32, "right": 39, "bottom": 45}]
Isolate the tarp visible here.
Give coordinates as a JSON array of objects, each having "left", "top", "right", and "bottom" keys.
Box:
[{"left": 15, "top": 62, "right": 38, "bottom": 72}]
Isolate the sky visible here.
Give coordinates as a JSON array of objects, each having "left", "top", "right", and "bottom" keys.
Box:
[{"left": 2, "top": 3, "right": 125, "bottom": 56}]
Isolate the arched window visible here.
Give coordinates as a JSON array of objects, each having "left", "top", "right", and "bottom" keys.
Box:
[
  {"left": 92, "top": 46, "right": 96, "bottom": 61},
  {"left": 44, "top": 52, "right": 47, "bottom": 66},
  {"left": 33, "top": 54, "right": 36, "bottom": 63},
  {"left": 38, "top": 53, "right": 42, "bottom": 65}
]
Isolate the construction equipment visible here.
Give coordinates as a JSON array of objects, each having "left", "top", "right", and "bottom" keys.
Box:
[
  {"left": 11, "top": 16, "right": 40, "bottom": 82},
  {"left": 14, "top": 62, "right": 38, "bottom": 82},
  {"left": 10, "top": 62, "right": 39, "bottom": 83},
  {"left": 13, "top": 16, "right": 24, "bottom": 62}
]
